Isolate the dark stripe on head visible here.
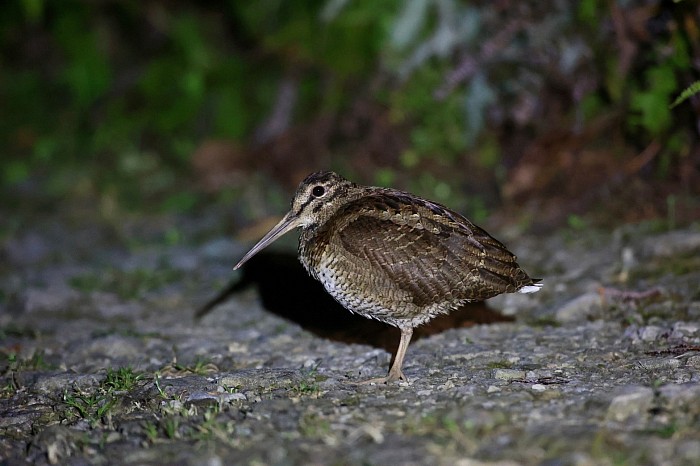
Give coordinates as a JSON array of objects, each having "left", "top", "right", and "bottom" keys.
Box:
[{"left": 296, "top": 196, "right": 314, "bottom": 214}]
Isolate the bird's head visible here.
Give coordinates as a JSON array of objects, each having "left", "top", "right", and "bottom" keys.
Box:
[{"left": 234, "top": 171, "right": 356, "bottom": 270}]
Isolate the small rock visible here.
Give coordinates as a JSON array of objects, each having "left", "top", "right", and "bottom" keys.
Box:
[
  {"left": 223, "top": 392, "right": 247, "bottom": 402},
  {"left": 493, "top": 369, "right": 526, "bottom": 381},
  {"left": 639, "top": 326, "right": 664, "bottom": 342},
  {"left": 164, "top": 399, "right": 183, "bottom": 411},
  {"left": 34, "top": 373, "right": 103, "bottom": 395},
  {"left": 227, "top": 342, "right": 249, "bottom": 353},
  {"left": 185, "top": 391, "right": 220, "bottom": 408},
  {"left": 671, "top": 321, "right": 700, "bottom": 338},
  {"left": 637, "top": 357, "right": 681, "bottom": 370},
  {"left": 531, "top": 384, "right": 546, "bottom": 392},
  {"left": 27, "top": 425, "right": 83, "bottom": 465},
  {"left": 624, "top": 325, "right": 670, "bottom": 343},
  {"left": 0, "top": 407, "right": 43, "bottom": 428},
  {"left": 606, "top": 386, "right": 654, "bottom": 422},
  {"left": 218, "top": 369, "right": 301, "bottom": 391},
  {"left": 658, "top": 383, "right": 700, "bottom": 420},
  {"left": 554, "top": 292, "right": 602, "bottom": 323},
  {"left": 687, "top": 356, "right": 700, "bottom": 369}
]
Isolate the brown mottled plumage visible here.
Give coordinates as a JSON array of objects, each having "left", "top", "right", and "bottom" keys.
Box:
[{"left": 234, "top": 171, "right": 541, "bottom": 383}]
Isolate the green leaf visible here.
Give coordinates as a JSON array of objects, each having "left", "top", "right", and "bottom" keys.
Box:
[
  {"left": 630, "top": 65, "right": 677, "bottom": 134},
  {"left": 669, "top": 81, "right": 700, "bottom": 109}
]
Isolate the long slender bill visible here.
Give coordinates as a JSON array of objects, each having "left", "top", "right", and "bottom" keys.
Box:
[{"left": 233, "top": 211, "right": 301, "bottom": 270}]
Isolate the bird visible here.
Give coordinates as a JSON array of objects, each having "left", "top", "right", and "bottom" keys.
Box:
[{"left": 234, "top": 171, "right": 542, "bottom": 384}]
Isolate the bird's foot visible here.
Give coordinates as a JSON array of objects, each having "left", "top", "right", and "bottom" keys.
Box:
[{"left": 356, "top": 369, "right": 408, "bottom": 385}]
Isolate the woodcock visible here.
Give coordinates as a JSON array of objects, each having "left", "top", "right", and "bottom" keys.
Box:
[{"left": 234, "top": 171, "right": 542, "bottom": 383}]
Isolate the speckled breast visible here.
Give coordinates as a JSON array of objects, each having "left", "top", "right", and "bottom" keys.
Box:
[{"left": 297, "top": 231, "right": 459, "bottom": 329}]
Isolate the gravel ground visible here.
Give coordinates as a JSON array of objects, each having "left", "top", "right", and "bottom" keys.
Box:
[{"left": 1, "top": 204, "right": 699, "bottom": 465}]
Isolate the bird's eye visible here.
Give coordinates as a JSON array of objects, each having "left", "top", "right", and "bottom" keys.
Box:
[{"left": 312, "top": 185, "right": 326, "bottom": 198}]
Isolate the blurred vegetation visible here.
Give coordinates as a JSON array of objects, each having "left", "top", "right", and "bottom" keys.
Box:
[{"left": 1, "top": 0, "right": 698, "bottom": 227}]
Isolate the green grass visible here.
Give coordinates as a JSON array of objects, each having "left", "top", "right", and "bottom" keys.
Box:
[
  {"left": 63, "top": 390, "right": 116, "bottom": 424},
  {"left": 104, "top": 367, "right": 145, "bottom": 392},
  {"left": 61, "top": 366, "right": 146, "bottom": 425},
  {"left": 1, "top": 349, "right": 52, "bottom": 373},
  {"left": 292, "top": 364, "right": 325, "bottom": 396},
  {"left": 164, "top": 357, "right": 219, "bottom": 376},
  {"left": 486, "top": 360, "right": 514, "bottom": 369}
]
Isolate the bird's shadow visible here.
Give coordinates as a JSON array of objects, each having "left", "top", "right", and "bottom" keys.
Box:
[{"left": 196, "top": 251, "right": 513, "bottom": 353}]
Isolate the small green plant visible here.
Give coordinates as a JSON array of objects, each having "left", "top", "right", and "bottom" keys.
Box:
[
  {"left": 2, "top": 350, "right": 52, "bottom": 373},
  {"left": 164, "top": 357, "right": 218, "bottom": 376},
  {"left": 63, "top": 390, "right": 115, "bottom": 423},
  {"left": 1, "top": 352, "right": 17, "bottom": 372},
  {"left": 646, "top": 423, "right": 677, "bottom": 439},
  {"left": 567, "top": 214, "right": 588, "bottom": 231},
  {"left": 670, "top": 80, "right": 700, "bottom": 109},
  {"left": 61, "top": 366, "right": 146, "bottom": 425},
  {"left": 221, "top": 384, "right": 239, "bottom": 394},
  {"left": 1, "top": 378, "right": 18, "bottom": 397},
  {"left": 486, "top": 360, "right": 513, "bottom": 369},
  {"left": 104, "top": 367, "right": 144, "bottom": 392},
  {"left": 292, "top": 364, "right": 324, "bottom": 396},
  {"left": 191, "top": 405, "right": 237, "bottom": 443},
  {"left": 163, "top": 417, "right": 180, "bottom": 439},
  {"left": 154, "top": 373, "right": 169, "bottom": 400},
  {"left": 143, "top": 421, "right": 159, "bottom": 443},
  {"left": 186, "top": 358, "right": 217, "bottom": 376},
  {"left": 298, "top": 412, "right": 331, "bottom": 438},
  {"left": 529, "top": 316, "right": 561, "bottom": 328},
  {"left": 293, "top": 378, "right": 321, "bottom": 396}
]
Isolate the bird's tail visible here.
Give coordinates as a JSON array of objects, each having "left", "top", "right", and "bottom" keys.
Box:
[{"left": 518, "top": 278, "right": 543, "bottom": 294}]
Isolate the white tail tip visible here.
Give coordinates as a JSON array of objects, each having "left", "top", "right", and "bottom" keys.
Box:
[{"left": 518, "top": 282, "right": 543, "bottom": 294}]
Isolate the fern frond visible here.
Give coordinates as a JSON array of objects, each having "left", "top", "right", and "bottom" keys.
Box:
[{"left": 669, "top": 81, "right": 700, "bottom": 109}]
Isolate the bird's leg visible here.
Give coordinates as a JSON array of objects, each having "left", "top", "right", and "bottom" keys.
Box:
[
  {"left": 358, "top": 327, "right": 414, "bottom": 384},
  {"left": 387, "top": 327, "right": 413, "bottom": 381}
]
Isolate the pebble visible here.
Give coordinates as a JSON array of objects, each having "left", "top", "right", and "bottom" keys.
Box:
[
  {"left": 606, "top": 386, "right": 654, "bottom": 422},
  {"left": 493, "top": 369, "right": 526, "bottom": 381},
  {"left": 687, "top": 356, "right": 700, "bottom": 369},
  {"left": 658, "top": 383, "right": 700, "bottom": 418},
  {"left": 639, "top": 326, "right": 664, "bottom": 342},
  {"left": 34, "top": 373, "right": 103, "bottom": 395},
  {"left": 554, "top": 292, "right": 602, "bottom": 322},
  {"left": 636, "top": 357, "right": 681, "bottom": 370},
  {"left": 671, "top": 321, "right": 700, "bottom": 337}
]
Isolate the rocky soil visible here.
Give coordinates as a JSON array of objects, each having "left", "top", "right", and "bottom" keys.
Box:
[{"left": 1, "top": 203, "right": 700, "bottom": 465}]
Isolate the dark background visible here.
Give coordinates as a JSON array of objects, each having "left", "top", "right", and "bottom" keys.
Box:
[{"left": 2, "top": 0, "right": 699, "bottom": 231}]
